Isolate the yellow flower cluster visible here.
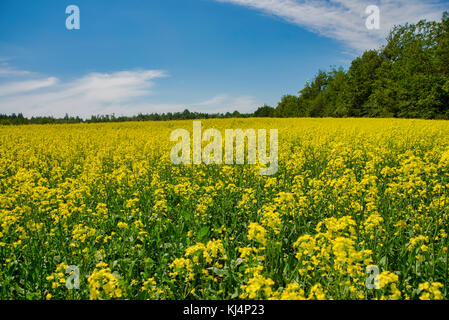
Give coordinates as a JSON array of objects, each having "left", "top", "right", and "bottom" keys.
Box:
[
  {"left": 240, "top": 272, "right": 275, "bottom": 299},
  {"left": 46, "top": 263, "right": 69, "bottom": 290},
  {"left": 377, "top": 271, "right": 401, "bottom": 300},
  {"left": 87, "top": 262, "right": 124, "bottom": 300},
  {"left": 247, "top": 222, "right": 268, "bottom": 246},
  {"left": 419, "top": 282, "right": 444, "bottom": 300},
  {"left": 169, "top": 239, "right": 227, "bottom": 288}
]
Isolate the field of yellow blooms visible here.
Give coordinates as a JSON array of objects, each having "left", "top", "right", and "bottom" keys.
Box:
[{"left": 0, "top": 118, "right": 448, "bottom": 300}]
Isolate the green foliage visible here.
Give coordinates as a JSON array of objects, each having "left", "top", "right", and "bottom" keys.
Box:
[
  {"left": 272, "top": 12, "right": 449, "bottom": 119},
  {"left": 254, "top": 105, "right": 275, "bottom": 117},
  {"left": 274, "top": 95, "right": 305, "bottom": 117}
]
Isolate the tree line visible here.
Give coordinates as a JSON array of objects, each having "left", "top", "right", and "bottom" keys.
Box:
[
  {"left": 1, "top": 12, "right": 448, "bottom": 125},
  {"left": 257, "top": 12, "right": 449, "bottom": 119},
  {"left": 0, "top": 110, "right": 252, "bottom": 125}
]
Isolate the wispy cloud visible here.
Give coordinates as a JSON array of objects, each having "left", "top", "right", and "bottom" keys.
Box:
[
  {"left": 0, "top": 69, "right": 167, "bottom": 117},
  {"left": 0, "top": 64, "right": 259, "bottom": 117},
  {"left": 0, "top": 59, "right": 34, "bottom": 77},
  {"left": 0, "top": 77, "right": 58, "bottom": 96},
  {"left": 216, "top": 0, "right": 447, "bottom": 52}
]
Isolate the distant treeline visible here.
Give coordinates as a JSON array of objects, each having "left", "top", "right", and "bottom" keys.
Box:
[
  {"left": 0, "top": 110, "right": 252, "bottom": 125},
  {"left": 2, "top": 12, "right": 448, "bottom": 125}
]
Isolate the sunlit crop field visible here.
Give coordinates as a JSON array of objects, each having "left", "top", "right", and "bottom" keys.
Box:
[{"left": 0, "top": 118, "right": 448, "bottom": 300}]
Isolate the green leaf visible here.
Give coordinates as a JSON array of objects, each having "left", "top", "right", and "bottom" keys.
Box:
[{"left": 199, "top": 226, "right": 210, "bottom": 240}]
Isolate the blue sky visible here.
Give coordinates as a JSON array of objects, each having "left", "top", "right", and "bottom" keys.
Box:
[{"left": 0, "top": 0, "right": 447, "bottom": 118}]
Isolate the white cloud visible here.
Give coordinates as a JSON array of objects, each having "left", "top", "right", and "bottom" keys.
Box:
[
  {"left": 216, "top": 0, "right": 447, "bottom": 52},
  {"left": 0, "top": 65, "right": 259, "bottom": 117},
  {"left": 0, "top": 70, "right": 167, "bottom": 117},
  {"left": 0, "top": 77, "right": 58, "bottom": 96}
]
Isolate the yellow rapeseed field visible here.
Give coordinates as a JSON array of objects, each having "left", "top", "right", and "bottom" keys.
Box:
[{"left": 0, "top": 118, "right": 448, "bottom": 300}]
